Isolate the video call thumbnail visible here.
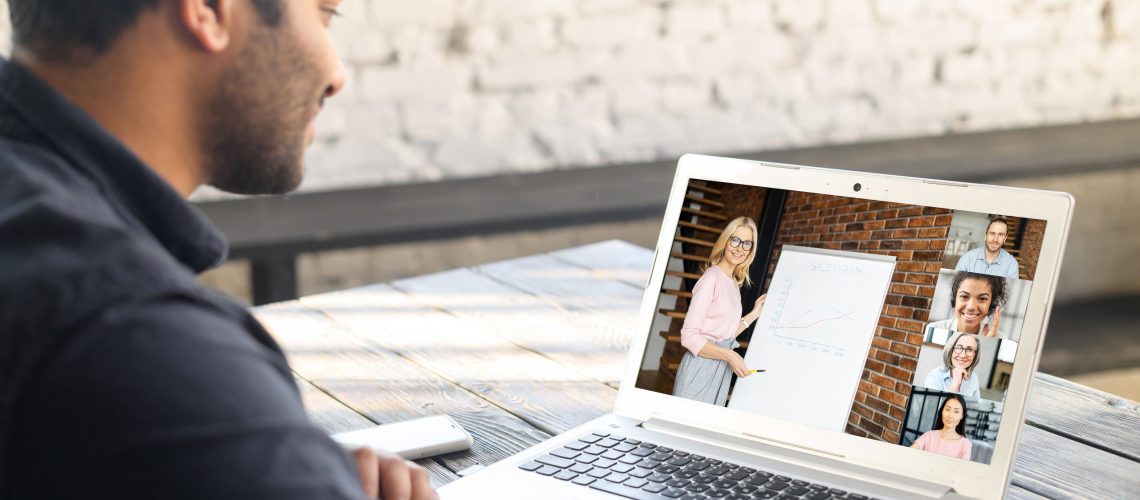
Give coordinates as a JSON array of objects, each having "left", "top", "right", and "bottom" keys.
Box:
[{"left": 636, "top": 180, "right": 1047, "bottom": 466}]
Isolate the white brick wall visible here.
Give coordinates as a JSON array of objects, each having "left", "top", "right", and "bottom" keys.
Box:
[{"left": 0, "top": 2, "right": 1136, "bottom": 199}]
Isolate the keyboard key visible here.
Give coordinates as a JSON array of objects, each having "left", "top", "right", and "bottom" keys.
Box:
[
  {"left": 630, "top": 467, "right": 653, "bottom": 478},
  {"left": 564, "top": 441, "right": 589, "bottom": 451},
  {"left": 642, "top": 443, "right": 658, "bottom": 449},
  {"left": 734, "top": 484, "right": 757, "bottom": 493},
  {"left": 535, "top": 455, "right": 574, "bottom": 469},
  {"left": 651, "top": 452, "right": 673, "bottom": 462},
  {"left": 849, "top": 494, "right": 869, "bottom": 499},
  {"left": 829, "top": 488, "right": 848, "bottom": 496},
  {"left": 728, "top": 495, "right": 752, "bottom": 500},
  {"left": 658, "top": 447, "right": 674, "bottom": 453},
  {"left": 806, "top": 492, "right": 831, "bottom": 500},
  {"left": 575, "top": 455, "right": 598, "bottom": 464},
  {"left": 554, "top": 470, "right": 577, "bottom": 481},
  {"left": 673, "top": 450, "right": 690, "bottom": 457},
  {"left": 597, "top": 439, "right": 620, "bottom": 448},
  {"left": 579, "top": 434, "right": 602, "bottom": 444},
  {"left": 755, "top": 471, "right": 774, "bottom": 478},
  {"left": 725, "top": 470, "right": 750, "bottom": 481},
  {"left": 792, "top": 480, "right": 809, "bottom": 487},
  {"left": 593, "top": 431, "right": 610, "bottom": 437},
  {"left": 680, "top": 494, "right": 703, "bottom": 500},
  {"left": 572, "top": 475, "right": 596, "bottom": 486},
  {"left": 685, "top": 482, "right": 711, "bottom": 492},
  {"left": 707, "top": 466, "right": 731, "bottom": 476},
  {"left": 606, "top": 473, "right": 630, "bottom": 483},
  {"left": 588, "top": 467, "right": 611, "bottom": 478},
  {"left": 662, "top": 489, "right": 685, "bottom": 498},
  {"left": 657, "top": 464, "right": 680, "bottom": 474},
  {"left": 713, "top": 479, "right": 736, "bottom": 489},
  {"left": 675, "top": 470, "right": 697, "bottom": 479},
  {"left": 693, "top": 474, "right": 718, "bottom": 484},
  {"left": 643, "top": 482, "right": 668, "bottom": 493},
  {"left": 536, "top": 465, "right": 560, "bottom": 476},
  {"left": 740, "top": 467, "right": 756, "bottom": 474},
  {"left": 687, "top": 462, "right": 711, "bottom": 471},
  {"left": 707, "top": 488, "right": 731, "bottom": 498},
  {"left": 619, "top": 455, "right": 642, "bottom": 465},
  {"left": 631, "top": 447, "right": 655, "bottom": 457},
  {"left": 665, "top": 478, "right": 692, "bottom": 488},
  {"left": 724, "top": 463, "right": 739, "bottom": 469},
  {"left": 518, "top": 461, "right": 542, "bottom": 472},
  {"left": 611, "top": 435, "right": 627, "bottom": 442},
  {"left": 550, "top": 448, "right": 580, "bottom": 460},
  {"left": 590, "top": 479, "right": 664, "bottom": 500},
  {"left": 611, "top": 464, "right": 634, "bottom": 474},
  {"left": 777, "top": 495, "right": 800, "bottom": 500},
  {"left": 775, "top": 476, "right": 792, "bottom": 482},
  {"left": 624, "top": 477, "right": 649, "bottom": 489},
  {"left": 747, "top": 475, "right": 770, "bottom": 486},
  {"left": 569, "top": 463, "right": 592, "bottom": 474},
  {"left": 595, "top": 458, "right": 616, "bottom": 469},
  {"left": 754, "top": 492, "right": 778, "bottom": 499},
  {"left": 615, "top": 443, "right": 637, "bottom": 453},
  {"left": 637, "top": 459, "right": 662, "bottom": 469},
  {"left": 668, "top": 457, "right": 692, "bottom": 467},
  {"left": 602, "top": 450, "right": 624, "bottom": 460},
  {"left": 648, "top": 472, "right": 671, "bottom": 483},
  {"left": 626, "top": 439, "right": 642, "bottom": 445},
  {"left": 690, "top": 455, "right": 705, "bottom": 461},
  {"left": 786, "top": 486, "right": 810, "bottom": 496},
  {"left": 706, "top": 459, "right": 722, "bottom": 465},
  {"left": 808, "top": 484, "right": 829, "bottom": 490},
  {"left": 765, "top": 481, "right": 790, "bottom": 491},
  {"left": 584, "top": 445, "right": 607, "bottom": 455}
]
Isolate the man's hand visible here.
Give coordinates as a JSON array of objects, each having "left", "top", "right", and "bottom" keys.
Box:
[{"left": 352, "top": 447, "right": 438, "bottom": 500}]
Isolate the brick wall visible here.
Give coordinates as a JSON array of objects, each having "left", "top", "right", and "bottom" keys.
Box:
[
  {"left": 1011, "top": 217, "right": 1047, "bottom": 281},
  {"left": 762, "top": 192, "right": 952, "bottom": 443}
]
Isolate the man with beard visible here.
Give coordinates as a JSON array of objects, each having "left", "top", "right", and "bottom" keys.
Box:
[
  {"left": 955, "top": 216, "right": 1021, "bottom": 279},
  {"left": 0, "top": 1, "right": 436, "bottom": 498}
]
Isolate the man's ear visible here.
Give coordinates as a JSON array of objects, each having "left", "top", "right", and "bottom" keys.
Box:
[{"left": 178, "top": 0, "right": 234, "bottom": 53}]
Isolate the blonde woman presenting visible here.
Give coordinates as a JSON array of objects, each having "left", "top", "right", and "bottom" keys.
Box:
[{"left": 673, "top": 217, "right": 767, "bottom": 405}]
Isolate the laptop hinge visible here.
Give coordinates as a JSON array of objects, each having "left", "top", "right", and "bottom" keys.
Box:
[{"left": 641, "top": 416, "right": 954, "bottom": 498}]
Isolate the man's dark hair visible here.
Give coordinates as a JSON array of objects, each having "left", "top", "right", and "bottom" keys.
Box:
[
  {"left": 949, "top": 271, "right": 1007, "bottom": 315},
  {"left": 987, "top": 216, "right": 1009, "bottom": 232},
  {"left": 8, "top": 0, "right": 283, "bottom": 61}
]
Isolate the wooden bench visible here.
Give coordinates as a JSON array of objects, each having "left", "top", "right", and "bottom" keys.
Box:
[{"left": 196, "top": 118, "right": 1140, "bottom": 304}]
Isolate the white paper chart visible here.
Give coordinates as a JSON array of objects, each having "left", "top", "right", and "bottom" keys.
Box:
[{"left": 728, "top": 246, "right": 896, "bottom": 432}]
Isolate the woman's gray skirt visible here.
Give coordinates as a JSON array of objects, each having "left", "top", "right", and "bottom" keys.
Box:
[{"left": 671, "top": 337, "right": 739, "bottom": 406}]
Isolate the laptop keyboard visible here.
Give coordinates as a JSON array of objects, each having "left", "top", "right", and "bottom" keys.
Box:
[{"left": 518, "top": 431, "right": 876, "bottom": 500}]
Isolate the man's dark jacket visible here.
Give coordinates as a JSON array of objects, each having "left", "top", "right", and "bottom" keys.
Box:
[{"left": 0, "top": 58, "right": 360, "bottom": 498}]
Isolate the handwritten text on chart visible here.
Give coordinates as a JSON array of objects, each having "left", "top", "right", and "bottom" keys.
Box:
[{"left": 810, "top": 263, "right": 864, "bottom": 275}]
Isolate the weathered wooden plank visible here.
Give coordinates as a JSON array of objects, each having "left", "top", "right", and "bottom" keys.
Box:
[
  {"left": 294, "top": 377, "right": 461, "bottom": 487},
  {"left": 297, "top": 286, "right": 617, "bottom": 435},
  {"left": 255, "top": 303, "right": 550, "bottom": 475},
  {"left": 1010, "top": 424, "right": 1140, "bottom": 499},
  {"left": 475, "top": 252, "right": 644, "bottom": 331},
  {"left": 296, "top": 377, "right": 374, "bottom": 434},
  {"left": 547, "top": 240, "right": 655, "bottom": 289},
  {"left": 1025, "top": 372, "right": 1140, "bottom": 462},
  {"left": 1005, "top": 484, "right": 1049, "bottom": 500},
  {"left": 391, "top": 267, "right": 629, "bottom": 385}
]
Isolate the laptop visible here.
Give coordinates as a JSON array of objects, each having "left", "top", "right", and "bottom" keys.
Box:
[{"left": 439, "top": 154, "right": 1073, "bottom": 499}]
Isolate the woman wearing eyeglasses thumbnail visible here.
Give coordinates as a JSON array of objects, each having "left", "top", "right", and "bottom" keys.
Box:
[
  {"left": 910, "top": 394, "right": 972, "bottom": 461},
  {"left": 673, "top": 217, "right": 766, "bottom": 405},
  {"left": 927, "top": 271, "right": 1007, "bottom": 337},
  {"left": 923, "top": 332, "right": 981, "bottom": 399}
]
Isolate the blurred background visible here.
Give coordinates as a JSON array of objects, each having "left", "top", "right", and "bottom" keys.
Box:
[{"left": 3, "top": 1, "right": 1135, "bottom": 397}]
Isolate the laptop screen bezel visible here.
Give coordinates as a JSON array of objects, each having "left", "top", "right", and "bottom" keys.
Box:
[{"left": 613, "top": 154, "right": 1073, "bottom": 499}]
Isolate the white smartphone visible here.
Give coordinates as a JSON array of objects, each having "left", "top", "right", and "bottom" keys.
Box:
[{"left": 331, "top": 415, "right": 473, "bottom": 460}]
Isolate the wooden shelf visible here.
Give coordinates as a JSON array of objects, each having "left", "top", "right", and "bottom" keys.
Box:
[
  {"left": 684, "top": 194, "right": 726, "bottom": 208},
  {"left": 677, "top": 220, "right": 724, "bottom": 235},
  {"left": 681, "top": 206, "right": 728, "bottom": 221},
  {"left": 671, "top": 252, "right": 709, "bottom": 262},
  {"left": 674, "top": 235, "right": 715, "bottom": 248},
  {"left": 665, "top": 270, "right": 702, "bottom": 280},
  {"left": 659, "top": 308, "right": 686, "bottom": 319},
  {"left": 661, "top": 289, "right": 693, "bottom": 299},
  {"left": 686, "top": 182, "right": 723, "bottom": 196}
]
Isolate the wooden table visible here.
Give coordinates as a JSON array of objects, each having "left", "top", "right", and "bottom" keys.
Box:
[{"left": 254, "top": 241, "right": 1140, "bottom": 499}]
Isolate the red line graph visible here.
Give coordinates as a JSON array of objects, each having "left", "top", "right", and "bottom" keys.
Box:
[{"left": 777, "top": 309, "right": 855, "bottom": 330}]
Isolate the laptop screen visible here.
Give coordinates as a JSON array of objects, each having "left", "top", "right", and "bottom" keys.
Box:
[{"left": 635, "top": 178, "right": 1047, "bottom": 466}]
